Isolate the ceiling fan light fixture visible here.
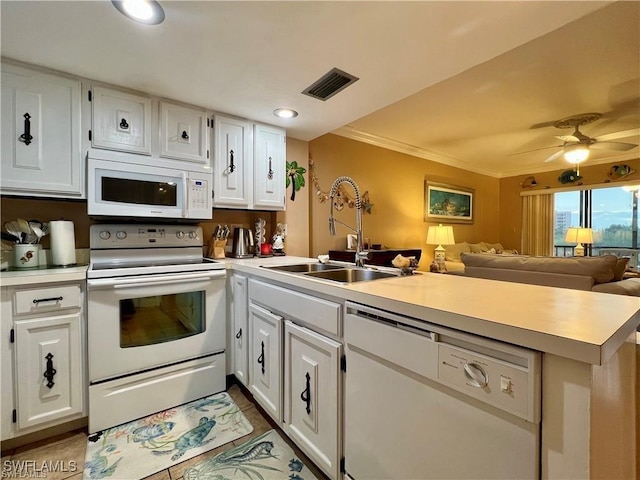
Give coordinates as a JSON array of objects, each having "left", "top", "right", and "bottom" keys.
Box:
[
  {"left": 112, "top": 0, "right": 165, "bottom": 25},
  {"left": 564, "top": 144, "right": 590, "bottom": 164}
]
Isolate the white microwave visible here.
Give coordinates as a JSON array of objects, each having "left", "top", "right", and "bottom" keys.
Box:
[{"left": 88, "top": 155, "right": 212, "bottom": 219}]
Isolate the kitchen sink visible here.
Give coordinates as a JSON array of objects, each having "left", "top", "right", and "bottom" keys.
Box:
[
  {"left": 263, "top": 263, "right": 345, "bottom": 273},
  {"left": 304, "top": 268, "right": 397, "bottom": 283}
]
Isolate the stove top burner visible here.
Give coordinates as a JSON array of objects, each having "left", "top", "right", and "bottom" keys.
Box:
[
  {"left": 87, "top": 224, "right": 224, "bottom": 279},
  {"left": 92, "top": 258, "right": 218, "bottom": 271}
]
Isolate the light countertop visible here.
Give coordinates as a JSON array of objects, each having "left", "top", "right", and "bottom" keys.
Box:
[
  {"left": 227, "top": 256, "right": 640, "bottom": 365},
  {"left": 2, "top": 255, "right": 638, "bottom": 365},
  {"left": 0, "top": 264, "right": 88, "bottom": 286}
]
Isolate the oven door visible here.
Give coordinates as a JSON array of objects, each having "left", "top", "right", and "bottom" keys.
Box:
[
  {"left": 88, "top": 157, "right": 187, "bottom": 218},
  {"left": 87, "top": 270, "right": 226, "bottom": 382}
]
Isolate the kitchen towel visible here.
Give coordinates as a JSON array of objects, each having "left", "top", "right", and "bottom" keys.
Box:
[{"left": 50, "top": 220, "right": 77, "bottom": 266}]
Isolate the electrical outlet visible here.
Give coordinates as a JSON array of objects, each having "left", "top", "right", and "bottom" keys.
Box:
[{"left": 281, "top": 223, "right": 288, "bottom": 236}]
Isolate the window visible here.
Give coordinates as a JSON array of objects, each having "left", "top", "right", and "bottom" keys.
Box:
[{"left": 554, "top": 186, "right": 639, "bottom": 267}]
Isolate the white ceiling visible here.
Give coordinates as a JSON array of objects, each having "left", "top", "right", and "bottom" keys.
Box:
[{"left": 2, "top": 1, "right": 638, "bottom": 178}]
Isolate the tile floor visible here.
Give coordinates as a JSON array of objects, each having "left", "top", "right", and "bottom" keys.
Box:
[{"left": 1, "top": 383, "right": 329, "bottom": 480}]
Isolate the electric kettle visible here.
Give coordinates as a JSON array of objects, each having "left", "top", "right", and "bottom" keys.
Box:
[{"left": 230, "top": 227, "right": 254, "bottom": 258}]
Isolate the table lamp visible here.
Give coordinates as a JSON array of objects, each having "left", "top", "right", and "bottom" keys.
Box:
[
  {"left": 564, "top": 226, "right": 593, "bottom": 257},
  {"left": 426, "top": 224, "right": 455, "bottom": 272}
]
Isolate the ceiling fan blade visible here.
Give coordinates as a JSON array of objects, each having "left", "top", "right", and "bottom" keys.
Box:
[
  {"left": 555, "top": 135, "right": 579, "bottom": 142},
  {"left": 543, "top": 149, "right": 565, "bottom": 163},
  {"left": 591, "top": 141, "right": 638, "bottom": 152},
  {"left": 508, "top": 144, "right": 563, "bottom": 156},
  {"left": 594, "top": 128, "right": 640, "bottom": 142}
]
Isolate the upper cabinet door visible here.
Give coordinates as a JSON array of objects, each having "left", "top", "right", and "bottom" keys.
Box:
[
  {"left": 159, "top": 101, "right": 209, "bottom": 165},
  {"left": 213, "top": 115, "right": 251, "bottom": 208},
  {"left": 253, "top": 123, "right": 286, "bottom": 210},
  {"left": 91, "top": 86, "right": 151, "bottom": 154},
  {"left": 1, "top": 63, "right": 82, "bottom": 197}
]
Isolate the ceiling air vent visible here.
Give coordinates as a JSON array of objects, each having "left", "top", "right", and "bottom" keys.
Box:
[{"left": 302, "top": 68, "right": 359, "bottom": 101}]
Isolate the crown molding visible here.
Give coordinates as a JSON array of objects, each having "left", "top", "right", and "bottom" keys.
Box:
[
  {"left": 332, "top": 126, "right": 500, "bottom": 177},
  {"left": 332, "top": 126, "right": 640, "bottom": 179}
]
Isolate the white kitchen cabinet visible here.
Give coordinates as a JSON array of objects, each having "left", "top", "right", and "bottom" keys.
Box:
[
  {"left": 212, "top": 116, "right": 286, "bottom": 210},
  {"left": 159, "top": 100, "right": 210, "bottom": 165},
  {"left": 231, "top": 273, "right": 249, "bottom": 387},
  {"left": 1, "top": 282, "right": 85, "bottom": 440},
  {"left": 91, "top": 85, "right": 152, "bottom": 155},
  {"left": 248, "top": 302, "right": 283, "bottom": 423},
  {"left": 284, "top": 321, "right": 342, "bottom": 480},
  {"left": 0, "top": 62, "right": 83, "bottom": 198},
  {"left": 253, "top": 123, "right": 286, "bottom": 210},
  {"left": 213, "top": 114, "right": 251, "bottom": 208}
]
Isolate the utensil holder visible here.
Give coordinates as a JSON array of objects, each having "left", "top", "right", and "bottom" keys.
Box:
[
  {"left": 14, "top": 244, "right": 40, "bottom": 269},
  {"left": 208, "top": 240, "right": 227, "bottom": 259}
]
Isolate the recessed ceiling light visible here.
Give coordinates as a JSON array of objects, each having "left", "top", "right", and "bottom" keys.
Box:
[
  {"left": 273, "top": 108, "right": 298, "bottom": 119},
  {"left": 112, "top": 0, "right": 165, "bottom": 25}
]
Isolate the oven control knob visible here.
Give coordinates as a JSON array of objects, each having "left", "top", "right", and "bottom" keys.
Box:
[
  {"left": 188, "top": 231, "right": 197, "bottom": 239},
  {"left": 116, "top": 231, "right": 127, "bottom": 240},
  {"left": 176, "top": 231, "right": 185, "bottom": 239},
  {"left": 99, "top": 230, "right": 111, "bottom": 240}
]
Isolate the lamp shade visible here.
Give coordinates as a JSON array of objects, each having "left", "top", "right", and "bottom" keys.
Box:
[
  {"left": 426, "top": 224, "right": 455, "bottom": 246},
  {"left": 565, "top": 227, "right": 593, "bottom": 244}
]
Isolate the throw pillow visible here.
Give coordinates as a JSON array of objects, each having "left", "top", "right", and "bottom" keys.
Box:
[
  {"left": 445, "top": 242, "right": 471, "bottom": 262},
  {"left": 613, "top": 257, "right": 630, "bottom": 281},
  {"left": 485, "top": 242, "right": 505, "bottom": 253},
  {"left": 469, "top": 242, "right": 489, "bottom": 253}
]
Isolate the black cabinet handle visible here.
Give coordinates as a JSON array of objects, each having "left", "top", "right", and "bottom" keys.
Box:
[
  {"left": 181, "top": 130, "right": 189, "bottom": 140},
  {"left": 43, "top": 353, "right": 57, "bottom": 389},
  {"left": 229, "top": 149, "right": 236, "bottom": 173},
  {"left": 267, "top": 156, "right": 274, "bottom": 180},
  {"left": 33, "top": 296, "right": 63, "bottom": 304},
  {"left": 300, "top": 372, "right": 311, "bottom": 414},
  {"left": 19, "top": 113, "right": 33, "bottom": 145},
  {"left": 257, "top": 340, "right": 265, "bottom": 374},
  {"left": 119, "top": 118, "right": 129, "bottom": 130},
  {"left": 235, "top": 328, "right": 242, "bottom": 339}
]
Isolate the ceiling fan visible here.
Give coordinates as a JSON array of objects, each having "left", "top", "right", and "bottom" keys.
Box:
[{"left": 516, "top": 113, "right": 639, "bottom": 165}]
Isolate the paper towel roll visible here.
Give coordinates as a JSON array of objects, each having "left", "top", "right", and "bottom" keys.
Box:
[{"left": 50, "top": 220, "right": 77, "bottom": 266}]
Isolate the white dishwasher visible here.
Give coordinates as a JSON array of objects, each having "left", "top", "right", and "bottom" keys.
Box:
[{"left": 344, "top": 302, "right": 541, "bottom": 480}]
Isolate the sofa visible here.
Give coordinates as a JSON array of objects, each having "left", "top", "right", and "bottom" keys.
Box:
[
  {"left": 460, "top": 252, "right": 640, "bottom": 296},
  {"left": 444, "top": 241, "right": 518, "bottom": 274}
]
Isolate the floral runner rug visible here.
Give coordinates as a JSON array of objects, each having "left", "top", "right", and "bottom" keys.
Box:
[
  {"left": 83, "top": 392, "right": 253, "bottom": 479},
  {"left": 183, "top": 429, "right": 319, "bottom": 480}
]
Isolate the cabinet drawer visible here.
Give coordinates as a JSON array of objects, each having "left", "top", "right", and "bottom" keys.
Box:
[
  {"left": 14, "top": 284, "right": 81, "bottom": 315},
  {"left": 249, "top": 279, "right": 341, "bottom": 336}
]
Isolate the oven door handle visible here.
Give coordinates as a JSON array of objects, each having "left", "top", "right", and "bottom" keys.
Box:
[{"left": 88, "top": 271, "right": 226, "bottom": 289}]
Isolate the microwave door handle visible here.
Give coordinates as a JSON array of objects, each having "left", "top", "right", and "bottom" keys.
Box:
[{"left": 182, "top": 173, "right": 188, "bottom": 218}]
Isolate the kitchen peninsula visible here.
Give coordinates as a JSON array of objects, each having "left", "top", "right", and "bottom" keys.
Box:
[
  {"left": 2, "top": 257, "right": 638, "bottom": 479},
  {"left": 229, "top": 256, "right": 639, "bottom": 479}
]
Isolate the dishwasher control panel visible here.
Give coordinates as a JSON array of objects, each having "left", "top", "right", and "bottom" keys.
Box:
[{"left": 438, "top": 343, "right": 539, "bottom": 423}]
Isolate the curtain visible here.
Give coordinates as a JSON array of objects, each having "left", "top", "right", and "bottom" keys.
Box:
[{"left": 521, "top": 194, "right": 554, "bottom": 256}]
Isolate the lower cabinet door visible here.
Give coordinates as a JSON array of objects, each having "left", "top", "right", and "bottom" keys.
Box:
[
  {"left": 284, "top": 321, "right": 342, "bottom": 480},
  {"left": 232, "top": 274, "right": 249, "bottom": 386},
  {"left": 248, "top": 303, "right": 282, "bottom": 422},
  {"left": 14, "top": 312, "right": 83, "bottom": 430}
]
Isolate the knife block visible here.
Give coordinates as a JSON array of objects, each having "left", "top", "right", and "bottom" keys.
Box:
[{"left": 208, "top": 239, "right": 227, "bottom": 259}]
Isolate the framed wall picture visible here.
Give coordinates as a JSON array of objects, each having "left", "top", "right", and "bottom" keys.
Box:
[{"left": 424, "top": 181, "right": 474, "bottom": 224}]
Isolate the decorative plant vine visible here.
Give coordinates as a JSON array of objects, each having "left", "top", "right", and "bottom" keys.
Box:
[
  {"left": 286, "top": 161, "right": 306, "bottom": 201},
  {"left": 309, "top": 159, "right": 373, "bottom": 213}
]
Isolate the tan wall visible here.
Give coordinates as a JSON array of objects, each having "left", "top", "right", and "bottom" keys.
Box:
[
  {"left": 277, "top": 137, "right": 310, "bottom": 257},
  {"left": 308, "top": 134, "right": 502, "bottom": 270},
  {"left": 499, "top": 160, "right": 640, "bottom": 250}
]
